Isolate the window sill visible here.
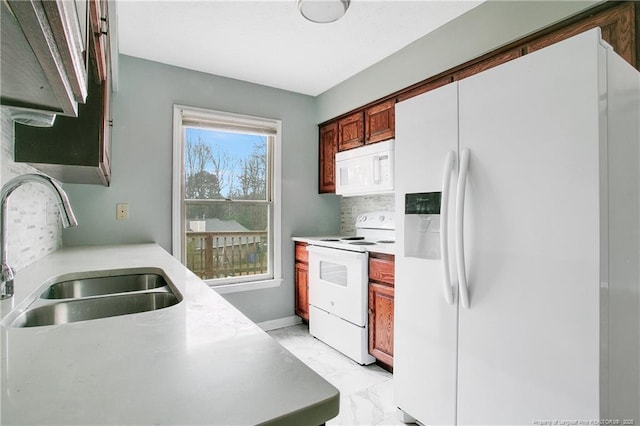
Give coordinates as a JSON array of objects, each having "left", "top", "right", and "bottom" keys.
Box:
[{"left": 210, "top": 278, "right": 283, "bottom": 294}]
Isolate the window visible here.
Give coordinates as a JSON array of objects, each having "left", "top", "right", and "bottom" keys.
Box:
[{"left": 172, "top": 105, "right": 281, "bottom": 290}]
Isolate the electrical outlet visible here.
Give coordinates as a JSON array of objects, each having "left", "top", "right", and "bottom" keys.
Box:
[{"left": 116, "top": 203, "right": 129, "bottom": 220}]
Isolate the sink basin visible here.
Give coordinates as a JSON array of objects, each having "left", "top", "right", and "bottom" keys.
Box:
[
  {"left": 11, "top": 292, "right": 180, "bottom": 328},
  {"left": 3, "top": 268, "right": 183, "bottom": 328},
  {"left": 41, "top": 273, "right": 168, "bottom": 299}
]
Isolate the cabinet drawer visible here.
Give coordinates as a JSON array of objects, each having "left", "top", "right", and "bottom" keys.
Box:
[
  {"left": 369, "top": 256, "right": 394, "bottom": 286},
  {"left": 295, "top": 242, "right": 309, "bottom": 263}
]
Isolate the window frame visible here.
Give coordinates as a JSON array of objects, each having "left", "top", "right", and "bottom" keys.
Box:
[{"left": 172, "top": 104, "right": 282, "bottom": 293}]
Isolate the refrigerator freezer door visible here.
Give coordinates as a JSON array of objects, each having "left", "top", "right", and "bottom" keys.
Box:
[
  {"left": 456, "top": 29, "right": 603, "bottom": 423},
  {"left": 394, "top": 82, "right": 459, "bottom": 425}
]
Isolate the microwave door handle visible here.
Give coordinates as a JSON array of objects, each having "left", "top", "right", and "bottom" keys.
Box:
[{"left": 373, "top": 156, "right": 381, "bottom": 183}]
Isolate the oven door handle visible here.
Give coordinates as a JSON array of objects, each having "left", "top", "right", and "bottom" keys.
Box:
[{"left": 440, "top": 150, "right": 455, "bottom": 305}]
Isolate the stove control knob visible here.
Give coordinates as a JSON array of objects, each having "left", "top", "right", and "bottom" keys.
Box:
[{"left": 379, "top": 215, "right": 385, "bottom": 222}]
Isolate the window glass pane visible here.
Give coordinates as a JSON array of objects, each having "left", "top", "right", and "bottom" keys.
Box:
[
  {"left": 185, "top": 128, "right": 268, "bottom": 201},
  {"left": 184, "top": 202, "right": 269, "bottom": 282}
]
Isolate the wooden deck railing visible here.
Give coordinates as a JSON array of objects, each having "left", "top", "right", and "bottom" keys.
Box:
[{"left": 186, "top": 231, "right": 268, "bottom": 280}]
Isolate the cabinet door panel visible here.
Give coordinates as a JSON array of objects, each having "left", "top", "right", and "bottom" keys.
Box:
[
  {"left": 368, "top": 282, "right": 394, "bottom": 366},
  {"left": 368, "top": 257, "right": 394, "bottom": 286},
  {"left": 365, "top": 100, "right": 395, "bottom": 144},
  {"left": 319, "top": 122, "right": 337, "bottom": 193},
  {"left": 337, "top": 112, "right": 364, "bottom": 151},
  {"left": 295, "top": 262, "right": 309, "bottom": 322}
]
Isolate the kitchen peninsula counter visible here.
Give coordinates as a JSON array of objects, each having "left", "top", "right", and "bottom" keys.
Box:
[{"left": 0, "top": 244, "right": 339, "bottom": 425}]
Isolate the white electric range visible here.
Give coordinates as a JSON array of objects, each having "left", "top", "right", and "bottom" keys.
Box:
[{"left": 293, "top": 211, "right": 396, "bottom": 365}]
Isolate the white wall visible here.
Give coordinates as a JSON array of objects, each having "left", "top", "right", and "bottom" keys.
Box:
[
  {"left": 61, "top": 55, "right": 341, "bottom": 323},
  {"left": 316, "top": 0, "right": 600, "bottom": 122},
  {"left": 0, "top": 110, "right": 63, "bottom": 272}
]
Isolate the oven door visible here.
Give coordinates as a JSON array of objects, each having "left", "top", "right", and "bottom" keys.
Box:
[{"left": 307, "top": 245, "right": 368, "bottom": 327}]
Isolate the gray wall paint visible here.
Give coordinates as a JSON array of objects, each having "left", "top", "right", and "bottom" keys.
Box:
[
  {"left": 62, "top": 55, "right": 341, "bottom": 323},
  {"left": 317, "top": 0, "right": 600, "bottom": 122}
]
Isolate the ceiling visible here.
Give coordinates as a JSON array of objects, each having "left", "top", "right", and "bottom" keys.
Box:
[{"left": 116, "top": 0, "right": 483, "bottom": 96}]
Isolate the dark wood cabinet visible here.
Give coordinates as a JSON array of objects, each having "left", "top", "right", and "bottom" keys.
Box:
[
  {"left": 337, "top": 111, "right": 364, "bottom": 151},
  {"left": 13, "top": 0, "right": 112, "bottom": 186},
  {"left": 294, "top": 242, "right": 310, "bottom": 322},
  {"left": 89, "top": 0, "right": 109, "bottom": 81},
  {"left": 14, "top": 57, "right": 112, "bottom": 185},
  {"left": 319, "top": 122, "right": 337, "bottom": 193},
  {"left": 524, "top": 2, "right": 636, "bottom": 67},
  {"left": 453, "top": 47, "right": 522, "bottom": 81},
  {"left": 365, "top": 100, "right": 395, "bottom": 144},
  {"left": 368, "top": 253, "right": 395, "bottom": 369}
]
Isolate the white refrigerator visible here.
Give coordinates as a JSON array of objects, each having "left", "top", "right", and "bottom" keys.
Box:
[{"left": 394, "top": 28, "right": 639, "bottom": 425}]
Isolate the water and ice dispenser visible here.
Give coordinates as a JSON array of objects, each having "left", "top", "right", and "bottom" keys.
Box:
[{"left": 404, "top": 192, "right": 442, "bottom": 260}]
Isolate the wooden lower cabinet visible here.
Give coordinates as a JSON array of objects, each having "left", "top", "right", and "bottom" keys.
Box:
[
  {"left": 294, "top": 242, "right": 309, "bottom": 322},
  {"left": 368, "top": 253, "right": 395, "bottom": 369}
]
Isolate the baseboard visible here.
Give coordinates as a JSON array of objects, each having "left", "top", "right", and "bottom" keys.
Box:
[{"left": 257, "top": 315, "right": 302, "bottom": 331}]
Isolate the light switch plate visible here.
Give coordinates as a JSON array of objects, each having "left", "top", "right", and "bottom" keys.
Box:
[{"left": 116, "top": 203, "right": 129, "bottom": 220}]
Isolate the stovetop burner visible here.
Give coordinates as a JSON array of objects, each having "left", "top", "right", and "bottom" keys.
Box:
[
  {"left": 340, "top": 236, "right": 365, "bottom": 241},
  {"left": 349, "top": 241, "right": 376, "bottom": 246},
  {"left": 320, "top": 238, "right": 340, "bottom": 242},
  {"left": 377, "top": 240, "right": 395, "bottom": 244}
]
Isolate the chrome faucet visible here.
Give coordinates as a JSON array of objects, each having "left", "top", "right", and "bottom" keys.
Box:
[{"left": 1, "top": 174, "right": 78, "bottom": 299}]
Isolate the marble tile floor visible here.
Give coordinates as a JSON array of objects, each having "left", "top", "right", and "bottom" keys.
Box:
[{"left": 268, "top": 324, "right": 406, "bottom": 426}]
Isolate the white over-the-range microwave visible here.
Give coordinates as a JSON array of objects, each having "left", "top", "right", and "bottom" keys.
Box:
[{"left": 335, "top": 139, "right": 394, "bottom": 197}]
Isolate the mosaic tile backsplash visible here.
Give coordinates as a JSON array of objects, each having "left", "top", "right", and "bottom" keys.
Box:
[
  {"left": 340, "top": 193, "right": 395, "bottom": 235},
  {"left": 0, "top": 109, "right": 62, "bottom": 272}
]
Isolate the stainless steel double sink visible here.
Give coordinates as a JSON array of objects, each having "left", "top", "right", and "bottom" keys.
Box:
[{"left": 3, "top": 268, "right": 182, "bottom": 328}]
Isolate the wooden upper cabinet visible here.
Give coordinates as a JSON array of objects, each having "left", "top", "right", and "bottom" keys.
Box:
[
  {"left": 338, "top": 111, "right": 364, "bottom": 151},
  {"left": 453, "top": 47, "right": 522, "bottom": 81},
  {"left": 89, "top": 0, "right": 109, "bottom": 81},
  {"left": 365, "top": 100, "right": 395, "bottom": 144},
  {"left": 525, "top": 2, "right": 636, "bottom": 68},
  {"left": 397, "top": 76, "right": 452, "bottom": 103},
  {"left": 319, "top": 122, "right": 337, "bottom": 193}
]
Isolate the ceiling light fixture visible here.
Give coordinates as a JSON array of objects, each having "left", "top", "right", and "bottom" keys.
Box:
[{"left": 298, "top": 0, "right": 350, "bottom": 24}]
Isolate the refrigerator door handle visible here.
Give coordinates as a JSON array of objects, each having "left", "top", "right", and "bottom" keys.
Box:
[
  {"left": 456, "top": 149, "right": 471, "bottom": 309},
  {"left": 440, "top": 150, "right": 455, "bottom": 304}
]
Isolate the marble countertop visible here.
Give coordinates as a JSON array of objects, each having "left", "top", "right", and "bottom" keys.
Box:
[{"left": 0, "top": 244, "right": 339, "bottom": 425}]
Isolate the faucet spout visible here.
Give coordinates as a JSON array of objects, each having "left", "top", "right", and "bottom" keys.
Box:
[{"left": 1, "top": 174, "right": 78, "bottom": 299}]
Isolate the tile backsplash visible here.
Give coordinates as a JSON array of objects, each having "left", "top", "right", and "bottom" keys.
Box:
[
  {"left": 340, "top": 193, "right": 395, "bottom": 235},
  {"left": 1, "top": 109, "right": 62, "bottom": 272}
]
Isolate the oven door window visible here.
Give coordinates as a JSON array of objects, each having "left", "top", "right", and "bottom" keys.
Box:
[{"left": 319, "top": 261, "right": 348, "bottom": 286}]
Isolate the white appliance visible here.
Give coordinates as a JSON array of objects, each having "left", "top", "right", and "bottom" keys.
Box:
[
  {"left": 335, "top": 139, "right": 394, "bottom": 196},
  {"left": 394, "top": 28, "right": 639, "bottom": 425},
  {"left": 305, "top": 212, "right": 396, "bottom": 365}
]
